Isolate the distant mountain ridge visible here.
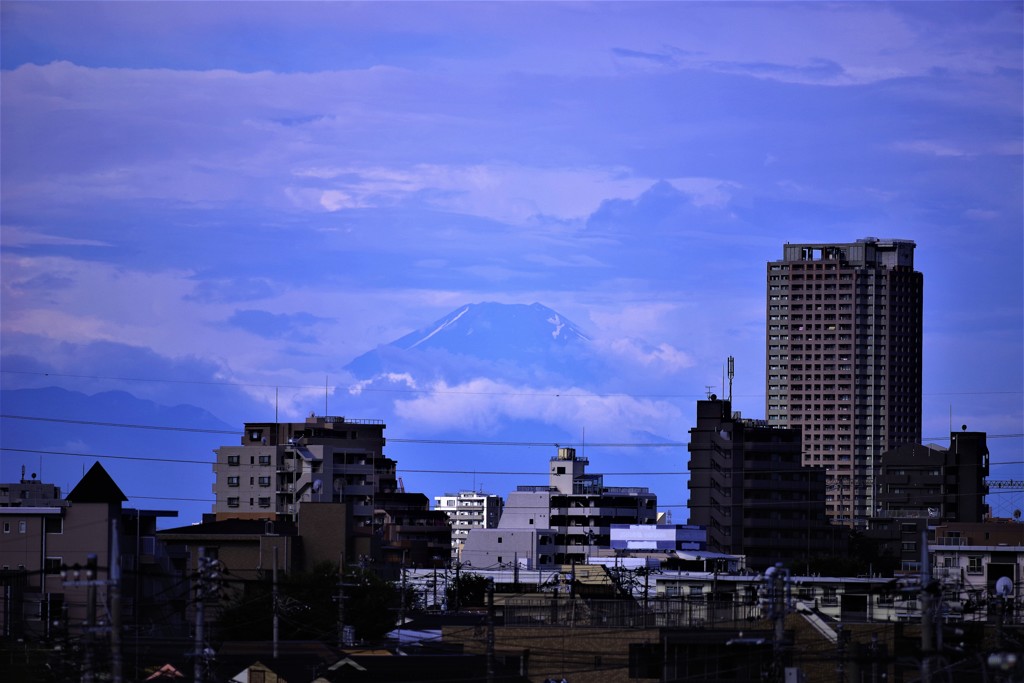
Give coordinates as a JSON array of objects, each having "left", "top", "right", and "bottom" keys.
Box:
[{"left": 0, "top": 386, "right": 234, "bottom": 525}]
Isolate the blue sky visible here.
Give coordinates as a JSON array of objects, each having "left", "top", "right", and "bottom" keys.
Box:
[{"left": 2, "top": 2, "right": 1022, "bottom": 520}]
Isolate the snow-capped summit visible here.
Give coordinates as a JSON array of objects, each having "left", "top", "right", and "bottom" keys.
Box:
[
  {"left": 395, "top": 302, "right": 589, "bottom": 352},
  {"left": 344, "top": 302, "right": 592, "bottom": 384}
]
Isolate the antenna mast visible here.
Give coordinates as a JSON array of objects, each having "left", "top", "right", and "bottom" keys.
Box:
[{"left": 727, "top": 356, "right": 735, "bottom": 403}]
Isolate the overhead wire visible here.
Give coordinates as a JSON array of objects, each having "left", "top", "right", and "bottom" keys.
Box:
[{"left": 5, "top": 367, "right": 1023, "bottom": 399}]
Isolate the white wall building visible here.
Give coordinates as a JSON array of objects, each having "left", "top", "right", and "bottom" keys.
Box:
[
  {"left": 462, "top": 447, "right": 658, "bottom": 568},
  {"left": 433, "top": 490, "right": 503, "bottom": 561}
]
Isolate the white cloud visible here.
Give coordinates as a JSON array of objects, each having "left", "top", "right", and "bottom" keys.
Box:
[
  {"left": 348, "top": 373, "right": 419, "bottom": 396},
  {"left": 604, "top": 338, "right": 695, "bottom": 373},
  {"left": 392, "top": 378, "right": 684, "bottom": 438}
]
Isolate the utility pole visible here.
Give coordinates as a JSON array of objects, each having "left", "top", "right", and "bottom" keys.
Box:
[
  {"left": 920, "top": 531, "right": 935, "bottom": 683},
  {"left": 454, "top": 560, "right": 461, "bottom": 612},
  {"left": 85, "top": 554, "right": 97, "bottom": 683},
  {"left": 337, "top": 553, "right": 346, "bottom": 648},
  {"left": 194, "top": 547, "right": 206, "bottom": 683},
  {"left": 486, "top": 578, "right": 496, "bottom": 683},
  {"left": 400, "top": 552, "right": 407, "bottom": 633},
  {"left": 109, "top": 517, "right": 123, "bottom": 683},
  {"left": 273, "top": 546, "right": 279, "bottom": 661}
]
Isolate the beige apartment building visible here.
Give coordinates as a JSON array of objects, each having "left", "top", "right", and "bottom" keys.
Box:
[{"left": 766, "top": 238, "right": 923, "bottom": 528}]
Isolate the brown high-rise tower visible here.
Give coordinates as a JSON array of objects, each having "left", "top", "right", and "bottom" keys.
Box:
[{"left": 766, "top": 238, "right": 923, "bottom": 528}]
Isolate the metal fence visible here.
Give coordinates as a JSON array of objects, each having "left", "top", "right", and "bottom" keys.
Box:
[{"left": 503, "top": 596, "right": 764, "bottom": 629}]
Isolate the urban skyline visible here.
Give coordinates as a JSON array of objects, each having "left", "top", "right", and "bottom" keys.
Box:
[{"left": 1, "top": 2, "right": 1021, "bottom": 519}]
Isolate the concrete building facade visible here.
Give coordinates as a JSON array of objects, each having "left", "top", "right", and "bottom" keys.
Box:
[
  {"left": 433, "top": 490, "right": 504, "bottom": 561},
  {"left": 213, "top": 415, "right": 391, "bottom": 522},
  {"left": 766, "top": 238, "right": 923, "bottom": 527},
  {"left": 461, "top": 447, "right": 657, "bottom": 568},
  {"left": 0, "top": 463, "right": 179, "bottom": 645},
  {"left": 876, "top": 430, "right": 990, "bottom": 523},
  {"left": 211, "top": 415, "right": 449, "bottom": 567},
  {"left": 687, "top": 397, "right": 838, "bottom": 570}
]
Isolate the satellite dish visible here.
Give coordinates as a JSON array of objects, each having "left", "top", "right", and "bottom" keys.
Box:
[
  {"left": 312, "top": 480, "right": 323, "bottom": 493},
  {"left": 995, "top": 576, "right": 1013, "bottom": 597}
]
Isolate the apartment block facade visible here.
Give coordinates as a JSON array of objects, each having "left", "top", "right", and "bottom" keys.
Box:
[
  {"left": 461, "top": 446, "right": 657, "bottom": 568},
  {"left": 212, "top": 415, "right": 451, "bottom": 567},
  {"left": 876, "top": 430, "right": 990, "bottom": 523},
  {"left": 766, "top": 238, "right": 923, "bottom": 527},
  {"left": 213, "top": 415, "right": 396, "bottom": 557},
  {"left": 0, "top": 463, "right": 179, "bottom": 644},
  {"left": 433, "top": 490, "right": 504, "bottom": 561},
  {"left": 687, "top": 397, "right": 838, "bottom": 570}
]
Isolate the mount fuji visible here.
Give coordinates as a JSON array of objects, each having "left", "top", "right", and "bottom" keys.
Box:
[{"left": 344, "top": 302, "right": 601, "bottom": 388}]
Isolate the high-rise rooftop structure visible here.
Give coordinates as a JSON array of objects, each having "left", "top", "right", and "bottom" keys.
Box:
[{"left": 766, "top": 238, "right": 923, "bottom": 528}]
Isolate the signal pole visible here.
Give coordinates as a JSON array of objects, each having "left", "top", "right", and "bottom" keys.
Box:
[{"left": 194, "top": 547, "right": 206, "bottom": 683}]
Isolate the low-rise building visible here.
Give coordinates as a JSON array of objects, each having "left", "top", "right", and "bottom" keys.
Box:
[
  {"left": 875, "top": 430, "right": 989, "bottom": 523},
  {"left": 461, "top": 446, "right": 657, "bottom": 568},
  {"left": 0, "top": 462, "right": 179, "bottom": 644}
]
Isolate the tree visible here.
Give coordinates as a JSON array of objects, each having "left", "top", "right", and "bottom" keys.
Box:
[
  {"left": 214, "top": 562, "right": 406, "bottom": 644},
  {"left": 446, "top": 572, "right": 490, "bottom": 609},
  {"left": 344, "top": 567, "right": 403, "bottom": 642}
]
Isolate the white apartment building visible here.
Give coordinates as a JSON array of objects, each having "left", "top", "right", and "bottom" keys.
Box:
[
  {"left": 461, "top": 447, "right": 658, "bottom": 568},
  {"left": 433, "top": 490, "right": 503, "bottom": 561}
]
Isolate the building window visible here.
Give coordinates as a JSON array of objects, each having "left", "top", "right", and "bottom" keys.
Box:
[
  {"left": 259, "top": 497, "right": 271, "bottom": 508},
  {"left": 44, "top": 557, "right": 62, "bottom": 575},
  {"left": 259, "top": 455, "right": 272, "bottom": 466},
  {"left": 227, "top": 476, "right": 240, "bottom": 487},
  {"left": 227, "top": 497, "right": 240, "bottom": 508},
  {"left": 227, "top": 455, "right": 240, "bottom": 466},
  {"left": 2, "top": 522, "right": 9, "bottom": 534},
  {"left": 45, "top": 517, "right": 63, "bottom": 534},
  {"left": 967, "top": 556, "right": 983, "bottom": 574},
  {"left": 258, "top": 477, "right": 271, "bottom": 487},
  {"left": 18, "top": 521, "right": 26, "bottom": 534}
]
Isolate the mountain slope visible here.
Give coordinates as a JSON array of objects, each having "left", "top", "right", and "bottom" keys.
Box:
[{"left": 344, "top": 302, "right": 596, "bottom": 385}]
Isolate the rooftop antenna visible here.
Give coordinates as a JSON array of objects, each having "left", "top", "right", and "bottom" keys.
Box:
[
  {"left": 275, "top": 387, "right": 279, "bottom": 423},
  {"left": 727, "top": 356, "right": 735, "bottom": 403},
  {"left": 705, "top": 385, "right": 715, "bottom": 400},
  {"left": 325, "top": 375, "right": 329, "bottom": 416}
]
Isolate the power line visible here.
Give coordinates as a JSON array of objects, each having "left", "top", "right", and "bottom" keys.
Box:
[
  {"left": 0, "top": 414, "right": 686, "bottom": 446},
  {"left": 2, "top": 413, "right": 1022, "bottom": 447},
  {"left": 4, "top": 369, "right": 1022, "bottom": 399},
  {"left": 5, "top": 445, "right": 1019, "bottom": 475}
]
